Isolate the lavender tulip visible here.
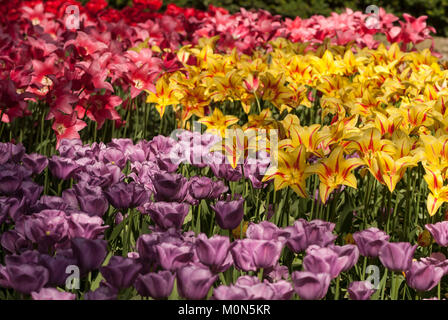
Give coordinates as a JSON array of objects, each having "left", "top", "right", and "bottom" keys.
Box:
[
  {"left": 406, "top": 260, "right": 445, "bottom": 291},
  {"left": 426, "top": 221, "right": 448, "bottom": 247},
  {"left": 177, "top": 263, "right": 218, "bottom": 300},
  {"left": 211, "top": 194, "right": 244, "bottom": 230},
  {"left": 379, "top": 242, "right": 417, "bottom": 271},
  {"left": 31, "top": 288, "right": 76, "bottom": 300},
  {"left": 100, "top": 256, "right": 142, "bottom": 289},
  {"left": 291, "top": 271, "right": 331, "bottom": 300},
  {"left": 140, "top": 202, "right": 190, "bottom": 231},
  {"left": 48, "top": 155, "right": 79, "bottom": 180},
  {"left": 303, "top": 245, "right": 347, "bottom": 279},
  {"left": 195, "top": 234, "right": 232, "bottom": 273},
  {"left": 22, "top": 153, "right": 48, "bottom": 175},
  {"left": 353, "top": 227, "right": 390, "bottom": 258},
  {"left": 347, "top": 281, "right": 375, "bottom": 300},
  {"left": 134, "top": 271, "right": 175, "bottom": 299}
]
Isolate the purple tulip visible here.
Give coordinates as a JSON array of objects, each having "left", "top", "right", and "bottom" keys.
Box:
[
  {"left": 347, "top": 281, "right": 375, "bottom": 300},
  {"left": 230, "top": 239, "right": 283, "bottom": 271},
  {"left": 39, "top": 252, "right": 77, "bottom": 287},
  {"left": 151, "top": 171, "right": 188, "bottom": 202},
  {"left": 264, "top": 264, "right": 289, "bottom": 282},
  {"left": 68, "top": 213, "right": 108, "bottom": 239},
  {"left": 48, "top": 155, "right": 79, "bottom": 180},
  {"left": 284, "top": 219, "right": 337, "bottom": 253},
  {"left": 71, "top": 238, "right": 108, "bottom": 274},
  {"left": 84, "top": 283, "right": 118, "bottom": 300},
  {"left": 379, "top": 242, "right": 417, "bottom": 271},
  {"left": 0, "top": 169, "right": 22, "bottom": 195},
  {"left": 329, "top": 244, "right": 360, "bottom": 272},
  {"left": 100, "top": 148, "right": 127, "bottom": 169},
  {"left": 22, "top": 153, "right": 48, "bottom": 175},
  {"left": 1, "top": 230, "right": 32, "bottom": 253},
  {"left": 177, "top": 263, "right": 218, "bottom": 300},
  {"left": 195, "top": 234, "right": 233, "bottom": 273},
  {"left": 100, "top": 256, "right": 142, "bottom": 289},
  {"left": 353, "top": 227, "right": 390, "bottom": 258},
  {"left": 105, "top": 181, "right": 149, "bottom": 209},
  {"left": 134, "top": 271, "right": 175, "bottom": 299},
  {"left": 405, "top": 260, "right": 445, "bottom": 291},
  {"left": 73, "top": 182, "right": 109, "bottom": 217},
  {"left": 246, "top": 221, "right": 288, "bottom": 242},
  {"left": 426, "top": 221, "right": 448, "bottom": 247},
  {"left": 140, "top": 202, "right": 190, "bottom": 231},
  {"left": 213, "top": 285, "right": 249, "bottom": 300},
  {"left": 1, "top": 251, "right": 42, "bottom": 292},
  {"left": 291, "top": 271, "right": 331, "bottom": 300},
  {"left": 303, "top": 245, "right": 348, "bottom": 279},
  {"left": 211, "top": 194, "right": 244, "bottom": 230},
  {"left": 189, "top": 176, "right": 228, "bottom": 200},
  {"left": 155, "top": 242, "right": 194, "bottom": 271},
  {"left": 31, "top": 288, "right": 76, "bottom": 300}
]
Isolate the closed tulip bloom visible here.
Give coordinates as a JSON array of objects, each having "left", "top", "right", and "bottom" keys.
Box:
[
  {"left": 100, "top": 256, "right": 142, "bottom": 290},
  {"left": 246, "top": 221, "right": 288, "bottom": 241},
  {"left": 303, "top": 245, "right": 347, "bottom": 279},
  {"left": 347, "top": 281, "right": 375, "bottom": 300},
  {"left": 269, "top": 280, "right": 294, "bottom": 300},
  {"left": 140, "top": 202, "right": 190, "bottom": 231},
  {"left": 252, "top": 240, "right": 284, "bottom": 269},
  {"left": 284, "top": 220, "right": 308, "bottom": 253},
  {"left": 48, "top": 155, "right": 79, "bottom": 180},
  {"left": 101, "top": 148, "right": 127, "bottom": 169},
  {"left": 426, "top": 221, "right": 448, "bottom": 247},
  {"left": 329, "top": 244, "right": 360, "bottom": 272},
  {"left": 405, "top": 260, "right": 445, "bottom": 292},
  {"left": 211, "top": 194, "right": 244, "bottom": 230},
  {"left": 68, "top": 213, "right": 108, "bottom": 239},
  {"left": 134, "top": 271, "right": 175, "bottom": 299},
  {"left": 31, "top": 288, "right": 76, "bottom": 300},
  {"left": 195, "top": 234, "right": 232, "bottom": 273},
  {"left": 291, "top": 271, "right": 331, "bottom": 300},
  {"left": 379, "top": 242, "right": 417, "bottom": 271},
  {"left": 0, "top": 169, "right": 22, "bottom": 195},
  {"left": 189, "top": 176, "right": 213, "bottom": 199},
  {"left": 71, "top": 238, "right": 108, "bottom": 274},
  {"left": 177, "top": 263, "right": 218, "bottom": 300},
  {"left": 353, "top": 227, "right": 390, "bottom": 258},
  {"left": 151, "top": 172, "right": 188, "bottom": 202},
  {"left": 22, "top": 153, "right": 48, "bottom": 175},
  {"left": 105, "top": 182, "right": 149, "bottom": 209},
  {"left": 6, "top": 264, "right": 49, "bottom": 294},
  {"left": 155, "top": 242, "right": 194, "bottom": 272}
]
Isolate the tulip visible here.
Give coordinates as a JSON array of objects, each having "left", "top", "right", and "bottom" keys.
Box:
[
  {"left": 151, "top": 171, "right": 188, "bottom": 202},
  {"left": 213, "top": 285, "right": 249, "bottom": 300},
  {"left": 155, "top": 242, "right": 194, "bottom": 271},
  {"left": 291, "top": 271, "right": 331, "bottom": 300},
  {"left": 353, "top": 227, "right": 390, "bottom": 258},
  {"left": 379, "top": 242, "right": 417, "bottom": 271},
  {"left": 140, "top": 202, "right": 190, "bottom": 231},
  {"left": 105, "top": 181, "right": 149, "bottom": 209},
  {"left": 405, "top": 260, "right": 445, "bottom": 291},
  {"left": 329, "top": 244, "right": 360, "bottom": 272},
  {"left": 347, "top": 281, "right": 375, "bottom": 300},
  {"left": 246, "top": 221, "right": 288, "bottom": 241},
  {"left": 303, "top": 245, "right": 347, "bottom": 278},
  {"left": 211, "top": 194, "right": 244, "bottom": 230},
  {"left": 6, "top": 264, "right": 49, "bottom": 294},
  {"left": 195, "top": 234, "right": 233, "bottom": 273},
  {"left": 31, "top": 288, "right": 76, "bottom": 300},
  {"left": 68, "top": 213, "right": 108, "bottom": 239},
  {"left": 71, "top": 238, "right": 108, "bottom": 274},
  {"left": 134, "top": 271, "right": 175, "bottom": 299},
  {"left": 84, "top": 283, "right": 118, "bottom": 300},
  {"left": 100, "top": 256, "right": 142, "bottom": 289},
  {"left": 22, "top": 153, "right": 48, "bottom": 175},
  {"left": 48, "top": 155, "right": 79, "bottom": 180},
  {"left": 176, "top": 263, "right": 218, "bottom": 300},
  {"left": 426, "top": 221, "right": 448, "bottom": 247}
]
